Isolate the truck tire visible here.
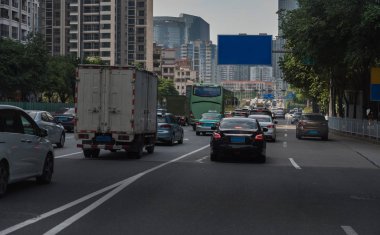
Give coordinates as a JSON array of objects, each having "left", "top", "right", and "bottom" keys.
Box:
[{"left": 146, "top": 145, "right": 154, "bottom": 154}]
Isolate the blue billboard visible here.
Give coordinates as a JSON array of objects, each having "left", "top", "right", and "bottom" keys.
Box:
[{"left": 218, "top": 35, "right": 272, "bottom": 66}]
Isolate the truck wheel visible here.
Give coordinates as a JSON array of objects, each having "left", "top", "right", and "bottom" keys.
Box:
[
  {"left": 83, "top": 149, "right": 100, "bottom": 158},
  {"left": 92, "top": 149, "right": 100, "bottom": 158},
  {"left": 146, "top": 145, "right": 154, "bottom": 154},
  {"left": 83, "top": 150, "right": 92, "bottom": 158}
]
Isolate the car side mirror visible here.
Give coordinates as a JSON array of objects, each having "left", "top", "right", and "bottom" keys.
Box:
[
  {"left": 262, "top": 127, "right": 268, "bottom": 132},
  {"left": 40, "top": 128, "right": 48, "bottom": 137}
]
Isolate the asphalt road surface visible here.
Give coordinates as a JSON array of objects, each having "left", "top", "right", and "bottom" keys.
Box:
[{"left": 1, "top": 119, "right": 380, "bottom": 235}]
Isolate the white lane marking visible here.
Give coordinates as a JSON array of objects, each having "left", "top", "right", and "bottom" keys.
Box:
[
  {"left": 55, "top": 152, "right": 83, "bottom": 159},
  {"left": 289, "top": 158, "right": 301, "bottom": 170},
  {"left": 0, "top": 145, "right": 210, "bottom": 235},
  {"left": 66, "top": 136, "right": 75, "bottom": 139},
  {"left": 284, "top": 133, "right": 288, "bottom": 137},
  {"left": 184, "top": 138, "right": 189, "bottom": 141},
  {"left": 44, "top": 173, "right": 144, "bottom": 235},
  {"left": 44, "top": 144, "right": 210, "bottom": 235},
  {"left": 341, "top": 226, "right": 359, "bottom": 235},
  {"left": 283, "top": 141, "right": 287, "bottom": 148},
  {"left": 196, "top": 156, "right": 209, "bottom": 163}
]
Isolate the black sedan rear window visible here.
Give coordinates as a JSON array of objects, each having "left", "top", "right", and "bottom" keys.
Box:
[
  {"left": 302, "top": 115, "right": 326, "bottom": 121},
  {"left": 220, "top": 119, "right": 257, "bottom": 129}
]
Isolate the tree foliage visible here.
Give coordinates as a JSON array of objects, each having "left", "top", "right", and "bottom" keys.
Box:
[
  {"left": 280, "top": 0, "right": 380, "bottom": 117},
  {"left": 157, "top": 78, "right": 179, "bottom": 105}
]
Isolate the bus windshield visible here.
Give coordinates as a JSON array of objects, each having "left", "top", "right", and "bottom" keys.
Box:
[{"left": 193, "top": 86, "right": 221, "bottom": 97}]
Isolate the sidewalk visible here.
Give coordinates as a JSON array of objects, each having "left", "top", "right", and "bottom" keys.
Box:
[{"left": 331, "top": 131, "right": 380, "bottom": 168}]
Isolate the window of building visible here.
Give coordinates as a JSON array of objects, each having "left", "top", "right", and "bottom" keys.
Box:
[
  {"left": 101, "top": 5, "right": 110, "bottom": 11},
  {"left": 138, "top": 45, "right": 144, "bottom": 52},
  {"left": 70, "top": 24, "right": 77, "bottom": 30},
  {"left": 101, "top": 42, "right": 110, "bottom": 48},
  {"left": 137, "top": 36, "right": 144, "bottom": 43},
  {"left": 137, "top": 1, "right": 144, "bottom": 7},
  {"left": 128, "top": 10, "right": 134, "bottom": 15},
  {"left": 70, "top": 15, "right": 78, "bottom": 21},
  {"left": 101, "top": 14, "right": 110, "bottom": 20},
  {"left": 102, "top": 24, "right": 110, "bottom": 29},
  {"left": 128, "top": 53, "right": 134, "bottom": 59},
  {"left": 0, "top": 8, "right": 9, "bottom": 18},
  {"left": 0, "top": 24, "right": 9, "bottom": 37},
  {"left": 12, "top": 0, "right": 18, "bottom": 8},
  {"left": 128, "top": 45, "right": 134, "bottom": 50},
  {"left": 138, "top": 10, "right": 144, "bottom": 17},
  {"left": 137, "top": 27, "right": 144, "bottom": 34},
  {"left": 1, "top": 0, "right": 10, "bottom": 5},
  {"left": 70, "top": 6, "right": 77, "bottom": 12},
  {"left": 11, "top": 26, "right": 17, "bottom": 39},
  {"left": 138, "top": 19, "right": 144, "bottom": 25},
  {"left": 11, "top": 10, "right": 18, "bottom": 21},
  {"left": 128, "top": 1, "right": 135, "bottom": 7},
  {"left": 128, "top": 19, "right": 134, "bottom": 24},
  {"left": 101, "top": 33, "right": 110, "bottom": 38},
  {"left": 101, "top": 51, "right": 110, "bottom": 57}
]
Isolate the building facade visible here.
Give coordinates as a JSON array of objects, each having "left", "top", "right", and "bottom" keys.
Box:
[
  {"left": 38, "top": 0, "right": 70, "bottom": 55},
  {"left": 181, "top": 40, "right": 216, "bottom": 84},
  {"left": 0, "top": 0, "right": 39, "bottom": 42},
  {"left": 69, "top": 0, "right": 153, "bottom": 70}
]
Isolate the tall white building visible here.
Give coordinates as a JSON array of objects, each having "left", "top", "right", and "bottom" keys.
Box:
[
  {"left": 250, "top": 66, "right": 273, "bottom": 82},
  {"left": 69, "top": 0, "right": 153, "bottom": 70},
  {"left": 0, "top": 0, "right": 39, "bottom": 42}
]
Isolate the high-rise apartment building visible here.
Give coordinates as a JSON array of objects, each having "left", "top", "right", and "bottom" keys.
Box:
[
  {"left": 0, "top": 0, "right": 39, "bottom": 42},
  {"left": 181, "top": 40, "right": 216, "bottom": 84},
  {"left": 69, "top": 0, "right": 153, "bottom": 70},
  {"left": 39, "top": 0, "right": 70, "bottom": 56},
  {"left": 250, "top": 66, "right": 273, "bottom": 82}
]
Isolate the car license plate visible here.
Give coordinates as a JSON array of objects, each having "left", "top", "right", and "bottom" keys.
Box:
[
  {"left": 308, "top": 130, "right": 319, "bottom": 135},
  {"left": 230, "top": 136, "right": 245, "bottom": 143},
  {"left": 96, "top": 135, "right": 112, "bottom": 142}
]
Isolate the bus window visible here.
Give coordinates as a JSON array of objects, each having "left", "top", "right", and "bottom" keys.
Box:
[{"left": 193, "top": 86, "right": 221, "bottom": 97}]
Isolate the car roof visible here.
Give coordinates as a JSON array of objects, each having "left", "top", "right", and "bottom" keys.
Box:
[
  {"left": 248, "top": 114, "right": 272, "bottom": 118},
  {"left": 0, "top": 105, "right": 24, "bottom": 111}
]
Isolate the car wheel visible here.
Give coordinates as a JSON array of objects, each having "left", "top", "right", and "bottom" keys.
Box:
[
  {"left": 56, "top": 132, "right": 65, "bottom": 148},
  {"left": 322, "top": 135, "right": 328, "bottom": 141},
  {"left": 178, "top": 133, "right": 184, "bottom": 144},
  {"left": 146, "top": 145, "right": 154, "bottom": 154},
  {"left": 210, "top": 152, "right": 218, "bottom": 161},
  {"left": 36, "top": 154, "right": 54, "bottom": 184},
  {"left": 192, "top": 125, "right": 196, "bottom": 131},
  {"left": 196, "top": 131, "right": 200, "bottom": 136},
  {"left": 0, "top": 161, "right": 9, "bottom": 197},
  {"left": 257, "top": 154, "right": 266, "bottom": 163}
]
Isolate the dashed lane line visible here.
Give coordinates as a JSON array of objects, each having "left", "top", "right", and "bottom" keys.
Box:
[
  {"left": 289, "top": 158, "right": 302, "bottom": 170},
  {"left": 341, "top": 226, "right": 359, "bottom": 235}
]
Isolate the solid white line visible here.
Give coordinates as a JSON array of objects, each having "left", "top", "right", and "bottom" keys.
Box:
[
  {"left": 196, "top": 156, "right": 209, "bottom": 163},
  {"left": 55, "top": 152, "right": 83, "bottom": 159},
  {"left": 44, "top": 144, "right": 210, "bottom": 235},
  {"left": 0, "top": 144, "right": 210, "bottom": 235},
  {"left": 341, "top": 226, "right": 359, "bottom": 235},
  {"left": 289, "top": 158, "right": 301, "bottom": 170}
]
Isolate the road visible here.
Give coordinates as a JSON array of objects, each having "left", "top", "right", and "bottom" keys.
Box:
[{"left": 1, "top": 120, "right": 380, "bottom": 235}]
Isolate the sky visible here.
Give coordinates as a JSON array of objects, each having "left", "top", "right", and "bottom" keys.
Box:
[{"left": 153, "top": 0, "right": 279, "bottom": 44}]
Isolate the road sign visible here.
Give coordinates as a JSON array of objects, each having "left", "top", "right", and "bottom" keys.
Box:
[
  {"left": 263, "top": 94, "right": 274, "bottom": 99},
  {"left": 371, "top": 68, "right": 380, "bottom": 101}
]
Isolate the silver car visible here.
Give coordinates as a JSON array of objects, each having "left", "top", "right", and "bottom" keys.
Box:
[
  {"left": 0, "top": 105, "right": 55, "bottom": 197},
  {"left": 26, "top": 110, "right": 66, "bottom": 148},
  {"left": 248, "top": 114, "right": 277, "bottom": 142}
]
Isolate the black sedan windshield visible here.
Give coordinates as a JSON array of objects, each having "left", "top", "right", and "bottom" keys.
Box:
[{"left": 220, "top": 119, "right": 257, "bottom": 130}]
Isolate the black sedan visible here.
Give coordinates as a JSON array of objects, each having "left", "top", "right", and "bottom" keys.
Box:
[
  {"left": 53, "top": 114, "right": 75, "bottom": 132},
  {"left": 210, "top": 117, "right": 267, "bottom": 163}
]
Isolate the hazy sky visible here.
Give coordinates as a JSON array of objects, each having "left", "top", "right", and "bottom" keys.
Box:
[{"left": 153, "top": 0, "right": 279, "bottom": 44}]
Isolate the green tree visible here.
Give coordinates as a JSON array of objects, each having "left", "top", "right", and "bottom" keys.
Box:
[
  {"left": 157, "top": 78, "right": 179, "bottom": 106},
  {"left": 0, "top": 38, "right": 24, "bottom": 100}
]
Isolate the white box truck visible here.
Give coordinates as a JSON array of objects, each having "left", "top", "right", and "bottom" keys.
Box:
[{"left": 75, "top": 65, "right": 157, "bottom": 158}]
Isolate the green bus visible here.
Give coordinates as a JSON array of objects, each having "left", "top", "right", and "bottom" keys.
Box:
[{"left": 186, "top": 84, "right": 233, "bottom": 130}]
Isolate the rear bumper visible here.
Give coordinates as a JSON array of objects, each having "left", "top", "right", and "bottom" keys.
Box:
[{"left": 211, "top": 144, "right": 265, "bottom": 157}]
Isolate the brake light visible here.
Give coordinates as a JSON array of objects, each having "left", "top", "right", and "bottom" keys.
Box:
[
  {"left": 190, "top": 111, "right": 194, "bottom": 119},
  {"left": 196, "top": 122, "right": 201, "bottom": 126},
  {"left": 213, "top": 132, "right": 222, "bottom": 140},
  {"left": 160, "top": 124, "right": 171, "bottom": 129},
  {"left": 267, "top": 125, "right": 274, "bottom": 128},
  {"left": 255, "top": 134, "right": 264, "bottom": 141}
]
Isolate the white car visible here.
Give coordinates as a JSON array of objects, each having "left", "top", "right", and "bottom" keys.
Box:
[
  {"left": 0, "top": 105, "right": 54, "bottom": 197},
  {"left": 248, "top": 114, "right": 277, "bottom": 142}
]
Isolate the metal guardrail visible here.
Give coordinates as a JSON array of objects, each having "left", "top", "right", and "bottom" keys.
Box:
[{"left": 329, "top": 117, "right": 380, "bottom": 142}]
